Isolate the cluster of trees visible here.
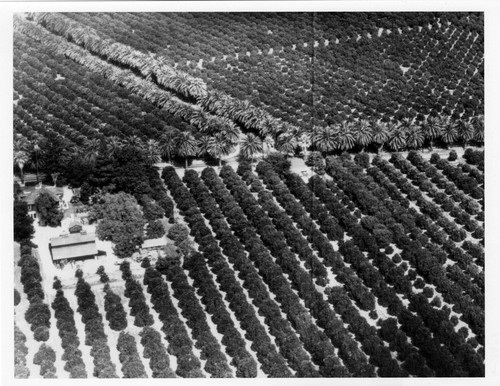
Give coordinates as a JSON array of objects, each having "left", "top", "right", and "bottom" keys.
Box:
[
  {"left": 165, "top": 167, "right": 302, "bottom": 377},
  {"left": 323, "top": 156, "right": 484, "bottom": 369},
  {"left": 164, "top": 263, "right": 233, "bottom": 377},
  {"left": 102, "top": 284, "right": 127, "bottom": 331},
  {"left": 309, "top": 160, "right": 483, "bottom": 376},
  {"left": 14, "top": 186, "right": 35, "bottom": 244},
  {"left": 245, "top": 162, "right": 411, "bottom": 376},
  {"left": 33, "top": 344, "right": 57, "bottom": 378},
  {"left": 463, "top": 148, "right": 484, "bottom": 169},
  {"left": 138, "top": 326, "right": 176, "bottom": 378},
  {"left": 14, "top": 325, "right": 30, "bottom": 378},
  {"left": 369, "top": 159, "right": 484, "bottom": 276},
  {"left": 51, "top": 279, "right": 88, "bottom": 377},
  {"left": 90, "top": 193, "right": 145, "bottom": 258},
  {"left": 72, "top": 12, "right": 482, "bottom": 130},
  {"left": 368, "top": 159, "right": 484, "bottom": 296},
  {"left": 74, "top": 277, "right": 117, "bottom": 377},
  {"left": 142, "top": 266, "right": 203, "bottom": 377},
  {"left": 198, "top": 165, "right": 372, "bottom": 376},
  {"left": 20, "top": 245, "right": 51, "bottom": 342},
  {"left": 13, "top": 32, "right": 193, "bottom": 142},
  {"left": 257, "top": 162, "right": 382, "bottom": 307},
  {"left": 406, "top": 152, "right": 483, "bottom": 225},
  {"left": 390, "top": 154, "right": 484, "bottom": 243},
  {"left": 15, "top": 12, "right": 484, "bottom": 188},
  {"left": 119, "top": 262, "right": 154, "bottom": 328},
  {"left": 35, "top": 191, "right": 64, "bottom": 226},
  {"left": 301, "top": 173, "right": 443, "bottom": 373},
  {"left": 177, "top": 166, "right": 339, "bottom": 377},
  {"left": 387, "top": 155, "right": 479, "bottom": 243},
  {"left": 182, "top": 252, "right": 259, "bottom": 378},
  {"left": 116, "top": 331, "right": 148, "bottom": 378},
  {"left": 430, "top": 153, "right": 484, "bottom": 201}
]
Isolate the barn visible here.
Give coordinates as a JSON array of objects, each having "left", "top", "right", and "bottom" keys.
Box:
[{"left": 49, "top": 230, "right": 98, "bottom": 265}]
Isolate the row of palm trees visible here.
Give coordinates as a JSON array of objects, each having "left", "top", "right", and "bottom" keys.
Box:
[
  {"left": 13, "top": 130, "right": 268, "bottom": 183},
  {"left": 295, "top": 114, "right": 484, "bottom": 154},
  {"left": 14, "top": 111, "right": 483, "bottom": 186}
]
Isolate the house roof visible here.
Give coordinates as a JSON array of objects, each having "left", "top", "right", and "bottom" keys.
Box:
[
  {"left": 141, "top": 237, "right": 167, "bottom": 249},
  {"left": 23, "top": 186, "right": 64, "bottom": 206},
  {"left": 50, "top": 233, "right": 97, "bottom": 261}
]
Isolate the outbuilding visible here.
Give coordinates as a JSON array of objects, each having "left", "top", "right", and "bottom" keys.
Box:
[{"left": 49, "top": 230, "right": 98, "bottom": 265}]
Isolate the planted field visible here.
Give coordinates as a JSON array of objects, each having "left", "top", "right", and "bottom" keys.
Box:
[
  {"left": 14, "top": 152, "right": 484, "bottom": 377},
  {"left": 13, "top": 11, "right": 484, "bottom": 379}
]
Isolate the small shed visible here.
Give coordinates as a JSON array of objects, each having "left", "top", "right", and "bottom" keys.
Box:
[
  {"left": 68, "top": 221, "right": 83, "bottom": 234},
  {"left": 140, "top": 237, "right": 167, "bottom": 253}
]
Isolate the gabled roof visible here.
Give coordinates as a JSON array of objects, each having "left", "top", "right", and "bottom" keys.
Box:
[
  {"left": 69, "top": 221, "right": 83, "bottom": 232},
  {"left": 51, "top": 242, "right": 98, "bottom": 261},
  {"left": 23, "top": 186, "right": 64, "bottom": 206},
  {"left": 50, "top": 232, "right": 97, "bottom": 261},
  {"left": 50, "top": 232, "right": 95, "bottom": 247},
  {"left": 50, "top": 233, "right": 98, "bottom": 261},
  {"left": 141, "top": 237, "right": 167, "bottom": 249}
]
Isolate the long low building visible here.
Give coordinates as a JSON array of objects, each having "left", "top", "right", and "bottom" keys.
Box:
[{"left": 49, "top": 231, "right": 98, "bottom": 263}]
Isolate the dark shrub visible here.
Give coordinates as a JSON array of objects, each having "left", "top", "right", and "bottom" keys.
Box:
[{"left": 14, "top": 288, "right": 21, "bottom": 306}]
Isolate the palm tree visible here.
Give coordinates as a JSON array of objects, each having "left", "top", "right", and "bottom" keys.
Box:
[
  {"left": 472, "top": 115, "right": 484, "bottom": 144},
  {"left": 405, "top": 124, "right": 425, "bottom": 149},
  {"left": 275, "top": 133, "right": 297, "bottom": 158},
  {"left": 263, "top": 135, "right": 275, "bottom": 155},
  {"left": 14, "top": 150, "right": 29, "bottom": 185},
  {"left": 106, "top": 136, "right": 124, "bottom": 158},
  {"left": 298, "top": 132, "right": 311, "bottom": 155},
  {"left": 387, "top": 126, "right": 407, "bottom": 151},
  {"left": 14, "top": 135, "right": 30, "bottom": 185},
  {"left": 174, "top": 131, "right": 198, "bottom": 169},
  {"left": 371, "top": 121, "right": 390, "bottom": 153},
  {"left": 29, "top": 137, "right": 44, "bottom": 184},
  {"left": 439, "top": 116, "right": 457, "bottom": 148},
  {"left": 218, "top": 118, "right": 241, "bottom": 145},
  {"left": 353, "top": 119, "right": 373, "bottom": 151},
  {"left": 144, "top": 139, "right": 161, "bottom": 166},
  {"left": 456, "top": 120, "right": 475, "bottom": 148},
  {"left": 83, "top": 138, "right": 101, "bottom": 167},
  {"left": 335, "top": 122, "right": 356, "bottom": 151},
  {"left": 206, "top": 134, "right": 234, "bottom": 168},
  {"left": 197, "top": 135, "right": 212, "bottom": 158},
  {"left": 159, "top": 128, "right": 179, "bottom": 164},
  {"left": 125, "top": 135, "right": 145, "bottom": 155},
  {"left": 259, "top": 116, "right": 278, "bottom": 138},
  {"left": 240, "top": 133, "right": 264, "bottom": 162},
  {"left": 421, "top": 116, "right": 442, "bottom": 151},
  {"left": 311, "top": 125, "right": 337, "bottom": 153}
]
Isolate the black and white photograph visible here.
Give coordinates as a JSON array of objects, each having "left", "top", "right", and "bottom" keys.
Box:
[{"left": 3, "top": 1, "right": 500, "bottom": 384}]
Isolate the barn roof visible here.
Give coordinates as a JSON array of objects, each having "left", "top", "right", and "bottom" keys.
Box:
[
  {"left": 51, "top": 242, "right": 98, "bottom": 261},
  {"left": 50, "top": 233, "right": 97, "bottom": 261},
  {"left": 50, "top": 232, "right": 95, "bottom": 247}
]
